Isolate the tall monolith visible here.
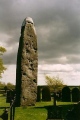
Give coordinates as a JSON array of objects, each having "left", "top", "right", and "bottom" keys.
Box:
[{"left": 16, "top": 17, "right": 38, "bottom": 106}]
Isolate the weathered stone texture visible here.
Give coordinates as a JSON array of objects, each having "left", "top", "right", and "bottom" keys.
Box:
[{"left": 16, "top": 17, "right": 38, "bottom": 106}]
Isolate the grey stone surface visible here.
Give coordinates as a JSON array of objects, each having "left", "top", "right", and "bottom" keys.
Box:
[{"left": 16, "top": 17, "right": 38, "bottom": 106}]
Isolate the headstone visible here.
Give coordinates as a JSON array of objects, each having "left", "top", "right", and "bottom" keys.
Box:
[
  {"left": 46, "top": 106, "right": 64, "bottom": 120},
  {"left": 66, "top": 101, "right": 80, "bottom": 120},
  {"left": 72, "top": 88, "right": 80, "bottom": 102},
  {"left": 6, "top": 90, "right": 15, "bottom": 103},
  {"left": 62, "top": 86, "right": 71, "bottom": 102},
  {"left": 37, "top": 86, "right": 41, "bottom": 102},
  {"left": 42, "top": 87, "right": 51, "bottom": 101},
  {"left": 16, "top": 17, "right": 38, "bottom": 106}
]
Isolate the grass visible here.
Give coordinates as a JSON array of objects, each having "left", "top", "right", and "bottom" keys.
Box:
[
  {"left": 0, "top": 95, "right": 76, "bottom": 120},
  {"left": 15, "top": 106, "right": 47, "bottom": 120},
  {"left": 14, "top": 101, "right": 75, "bottom": 120},
  {"left": 0, "top": 94, "right": 9, "bottom": 107}
]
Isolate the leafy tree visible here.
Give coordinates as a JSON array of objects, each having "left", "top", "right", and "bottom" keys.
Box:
[
  {"left": 45, "top": 75, "right": 64, "bottom": 92},
  {"left": 0, "top": 46, "right": 6, "bottom": 78},
  {"left": 45, "top": 75, "right": 64, "bottom": 106},
  {"left": 0, "top": 81, "right": 6, "bottom": 89},
  {"left": 7, "top": 82, "right": 15, "bottom": 90}
]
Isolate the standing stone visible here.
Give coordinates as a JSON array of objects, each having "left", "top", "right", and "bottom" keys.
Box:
[{"left": 16, "top": 17, "right": 38, "bottom": 106}]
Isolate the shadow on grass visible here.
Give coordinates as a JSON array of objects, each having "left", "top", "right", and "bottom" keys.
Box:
[{"left": 34, "top": 104, "right": 74, "bottom": 119}]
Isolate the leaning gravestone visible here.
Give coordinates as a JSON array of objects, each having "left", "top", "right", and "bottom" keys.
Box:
[{"left": 16, "top": 17, "right": 38, "bottom": 106}]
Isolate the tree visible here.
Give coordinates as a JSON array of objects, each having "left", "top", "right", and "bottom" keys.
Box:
[
  {"left": 45, "top": 75, "right": 64, "bottom": 106},
  {"left": 7, "top": 82, "right": 15, "bottom": 90},
  {"left": 45, "top": 75, "right": 63, "bottom": 92},
  {"left": 0, "top": 46, "right": 6, "bottom": 78}
]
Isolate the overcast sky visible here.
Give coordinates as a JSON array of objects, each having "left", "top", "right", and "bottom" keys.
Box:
[{"left": 0, "top": 0, "right": 80, "bottom": 85}]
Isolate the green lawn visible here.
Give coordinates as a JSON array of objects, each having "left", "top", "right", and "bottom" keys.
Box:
[
  {"left": 15, "top": 106, "right": 47, "bottom": 120},
  {"left": 0, "top": 94, "right": 9, "bottom": 107},
  {"left": 15, "top": 102, "right": 75, "bottom": 120},
  {"left": 0, "top": 95, "right": 76, "bottom": 120}
]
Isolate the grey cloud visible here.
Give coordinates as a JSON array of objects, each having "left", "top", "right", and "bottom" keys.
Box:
[
  {"left": 3, "top": 48, "right": 17, "bottom": 64},
  {"left": 0, "top": 0, "right": 80, "bottom": 64}
]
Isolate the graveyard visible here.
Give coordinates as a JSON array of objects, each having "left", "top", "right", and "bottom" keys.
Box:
[
  {"left": 0, "top": 92, "right": 76, "bottom": 120},
  {"left": 0, "top": 85, "right": 80, "bottom": 120},
  {"left": 0, "top": 17, "right": 80, "bottom": 120}
]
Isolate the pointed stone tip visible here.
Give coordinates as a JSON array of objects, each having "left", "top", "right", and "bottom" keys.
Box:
[
  {"left": 26, "top": 17, "right": 34, "bottom": 24},
  {"left": 22, "top": 17, "right": 34, "bottom": 27}
]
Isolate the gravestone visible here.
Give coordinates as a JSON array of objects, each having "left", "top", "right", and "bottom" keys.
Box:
[
  {"left": 66, "top": 101, "right": 80, "bottom": 120},
  {"left": 62, "top": 86, "right": 71, "bottom": 102},
  {"left": 42, "top": 86, "right": 51, "bottom": 101},
  {"left": 72, "top": 88, "right": 80, "bottom": 102},
  {"left": 16, "top": 17, "right": 38, "bottom": 106},
  {"left": 37, "top": 86, "right": 41, "bottom": 102},
  {"left": 6, "top": 90, "right": 15, "bottom": 103},
  {"left": 46, "top": 106, "right": 64, "bottom": 120}
]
